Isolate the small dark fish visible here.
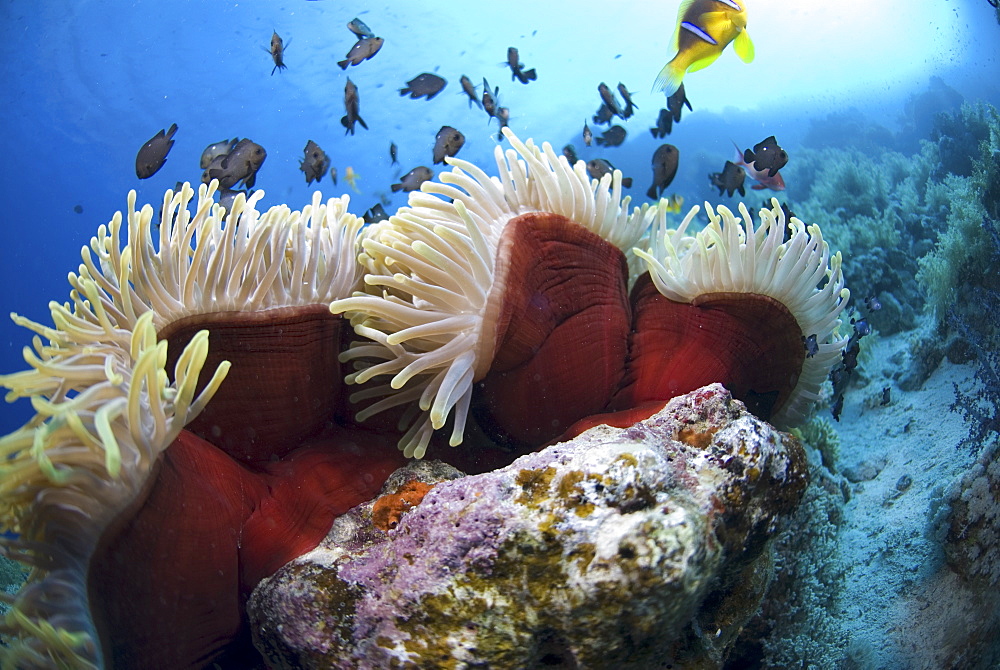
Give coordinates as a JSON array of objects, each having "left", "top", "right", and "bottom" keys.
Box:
[
  {"left": 597, "top": 83, "right": 625, "bottom": 121},
  {"left": 583, "top": 121, "right": 593, "bottom": 147},
  {"left": 341, "top": 78, "right": 368, "bottom": 135},
  {"left": 586, "top": 158, "right": 633, "bottom": 188},
  {"left": 506, "top": 47, "right": 536, "bottom": 84},
  {"left": 854, "top": 317, "right": 871, "bottom": 337},
  {"left": 482, "top": 78, "right": 499, "bottom": 119},
  {"left": 135, "top": 123, "right": 178, "bottom": 179},
  {"left": 592, "top": 103, "right": 614, "bottom": 126},
  {"left": 865, "top": 295, "right": 882, "bottom": 311},
  {"left": 330, "top": 166, "right": 338, "bottom": 185},
  {"left": 709, "top": 161, "right": 745, "bottom": 198},
  {"left": 390, "top": 142, "right": 399, "bottom": 165},
  {"left": 208, "top": 138, "right": 266, "bottom": 189},
  {"left": 218, "top": 188, "right": 250, "bottom": 214},
  {"left": 803, "top": 334, "right": 819, "bottom": 358},
  {"left": 880, "top": 387, "right": 891, "bottom": 406},
  {"left": 339, "top": 36, "right": 384, "bottom": 69},
  {"left": 200, "top": 138, "right": 237, "bottom": 170},
  {"left": 156, "top": 183, "right": 186, "bottom": 228},
  {"left": 617, "top": 82, "right": 637, "bottom": 119},
  {"left": 299, "top": 140, "right": 330, "bottom": 185},
  {"left": 269, "top": 31, "right": 287, "bottom": 75},
  {"left": 667, "top": 83, "right": 693, "bottom": 123},
  {"left": 459, "top": 75, "right": 482, "bottom": 109},
  {"left": 831, "top": 394, "right": 844, "bottom": 422},
  {"left": 433, "top": 126, "right": 465, "bottom": 164},
  {"left": 391, "top": 166, "right": 434, "bottom": 193},
  {"left": 399, "top": 73, "right": 447, "bottom": 100},
  {"left": 595, "top": 125, "right": 627, "bottom": 148},
  {"left": 651, "top": 86, "right": 693, "bottom": 138},
  {"left": 73, "top": 204, "right": 83, "bottom": 214},
  {"left": 495, "top": 107, "right": 510, "bottom": 141},
  {"left": 364, "top": 203, "right": 389, "bottom": 223},
  {"left": 742, "top": 136, "right": 788, "bottom": 177},
  {"left": 347, "top": 17, "right": 374, "bottom": 39},
  {"left": 202, "top": 154, "right": 227, "bottom": 184},
  {"left": 650, "top": 109, "right": 673, "bottom": 138},
  {"left": 562, "top": 144, "right": 579, "bottom": 164},
  {"left": 763, "top": 199, "right": 796, "bottom": 224},
  {"left": 647, "top": 144, "right": 679, "bottom": 200}
]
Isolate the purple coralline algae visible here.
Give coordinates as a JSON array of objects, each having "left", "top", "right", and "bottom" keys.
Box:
[{"left": 248, "top": 384, "right": 808, "bottom": 668}]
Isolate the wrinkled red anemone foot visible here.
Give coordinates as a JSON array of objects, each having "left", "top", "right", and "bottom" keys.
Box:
[
  {"left": 87, "top": 308, "right": 407, "bottom": 669},
  {"left": 89, "top": 427, "right": 406, "bottom": 669},
  {"left": 469, "top": 211, "right": 632, "bottom": 450},
  {"left": 610, "top": 274, "right": 805, "bottom": 423}
]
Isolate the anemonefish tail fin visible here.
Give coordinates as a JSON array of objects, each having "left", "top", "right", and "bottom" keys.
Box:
[
  {"left": 653, "top": 59, "right": 684, "bottom": 96},
  {"left": 734, "top": 29, "right": 755, "bottom": 63}
]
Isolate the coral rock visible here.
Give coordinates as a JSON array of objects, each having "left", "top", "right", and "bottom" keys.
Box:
[
  {"left": 248, "top": 384, "right": 808, "bottom": 669},
  {"left": 946, "top": 439, "right": 1000, "bottom": 586}
]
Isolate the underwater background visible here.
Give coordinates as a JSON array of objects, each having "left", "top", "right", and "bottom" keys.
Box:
[{"left": 2, "top": 0, "right": 1000, "bottom": 667}]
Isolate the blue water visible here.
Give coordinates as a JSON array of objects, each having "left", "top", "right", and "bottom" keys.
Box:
[{"left": 2, "top": 1, "right": 998, "bottom": 438}]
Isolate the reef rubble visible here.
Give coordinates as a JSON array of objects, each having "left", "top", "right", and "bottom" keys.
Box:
[{"left": 248, "top": 384, "right": 809, "bottom": 668}]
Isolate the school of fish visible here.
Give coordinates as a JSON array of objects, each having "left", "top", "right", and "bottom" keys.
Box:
[{"left": 132, "top": 2, "right": 790, "bottom": 225}]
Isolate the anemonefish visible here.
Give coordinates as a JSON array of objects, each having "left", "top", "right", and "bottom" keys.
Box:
[
  {"left": 664, "top": 193, "right": 685, "bottom": 213},
  {"left": 654, "top": 0, "right": 755, "bottom": 97}
]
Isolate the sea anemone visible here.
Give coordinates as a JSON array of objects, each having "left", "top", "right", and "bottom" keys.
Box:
[
  {"left": 331, "top": 127, "right": 650, "bottom": 457},
  {"left": 0, "top": 183, "right": 406, "bottom": 669},
  {"left": 332, "top": 129, "right": 849, "bottom": 457},
  {"left": 617, "top": 199, "right": 850, "bottom": 425}
]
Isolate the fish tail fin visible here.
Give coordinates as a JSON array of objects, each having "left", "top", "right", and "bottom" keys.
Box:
[
  {"left": 338, "top": 60, "right": 349, "bottom": 70},
  {"left": 733, "top": 30, "right": 755, "bottom": 63},
  {"left": 653, "top": 59, "right": 684, "bottom": 96},
  {"left": 523, "top": 68, "right": 536, "bottom": 81},
  {"left": 166, "top": 123, "right": 178, "bottom": 139},
  {"left": 731, "top": 140, "right": 744, "bottom": 164},
  {"left": 358, "top": 116, "right": 368, "bottom": 130},
  {"left": 391, "top": 183, "right": 402, "bottom": 192},
  {"left": 647, "top": 184, "right": 658, "bottom": 200}
]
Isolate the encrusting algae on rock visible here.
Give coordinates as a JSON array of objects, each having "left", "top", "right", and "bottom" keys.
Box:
[{"left": 248, "top": 384, "right": 809, "bottom": 669}]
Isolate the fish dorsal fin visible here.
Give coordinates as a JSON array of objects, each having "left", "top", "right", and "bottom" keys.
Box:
[
  {"left": 671, "top": 0, "right": 701, "bottom": 52},
  {"left": 733, "top": 29, "right": 754, "bottom": 63}
]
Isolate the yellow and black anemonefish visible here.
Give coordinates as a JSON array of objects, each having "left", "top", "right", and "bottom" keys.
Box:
[{"left": 654, "top": 0, "right": 755, "bottom": 96}]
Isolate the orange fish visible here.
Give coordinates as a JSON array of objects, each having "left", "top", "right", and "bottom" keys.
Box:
[{"left": 654, "top": 0, "right": 754, "bottom": 96}]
